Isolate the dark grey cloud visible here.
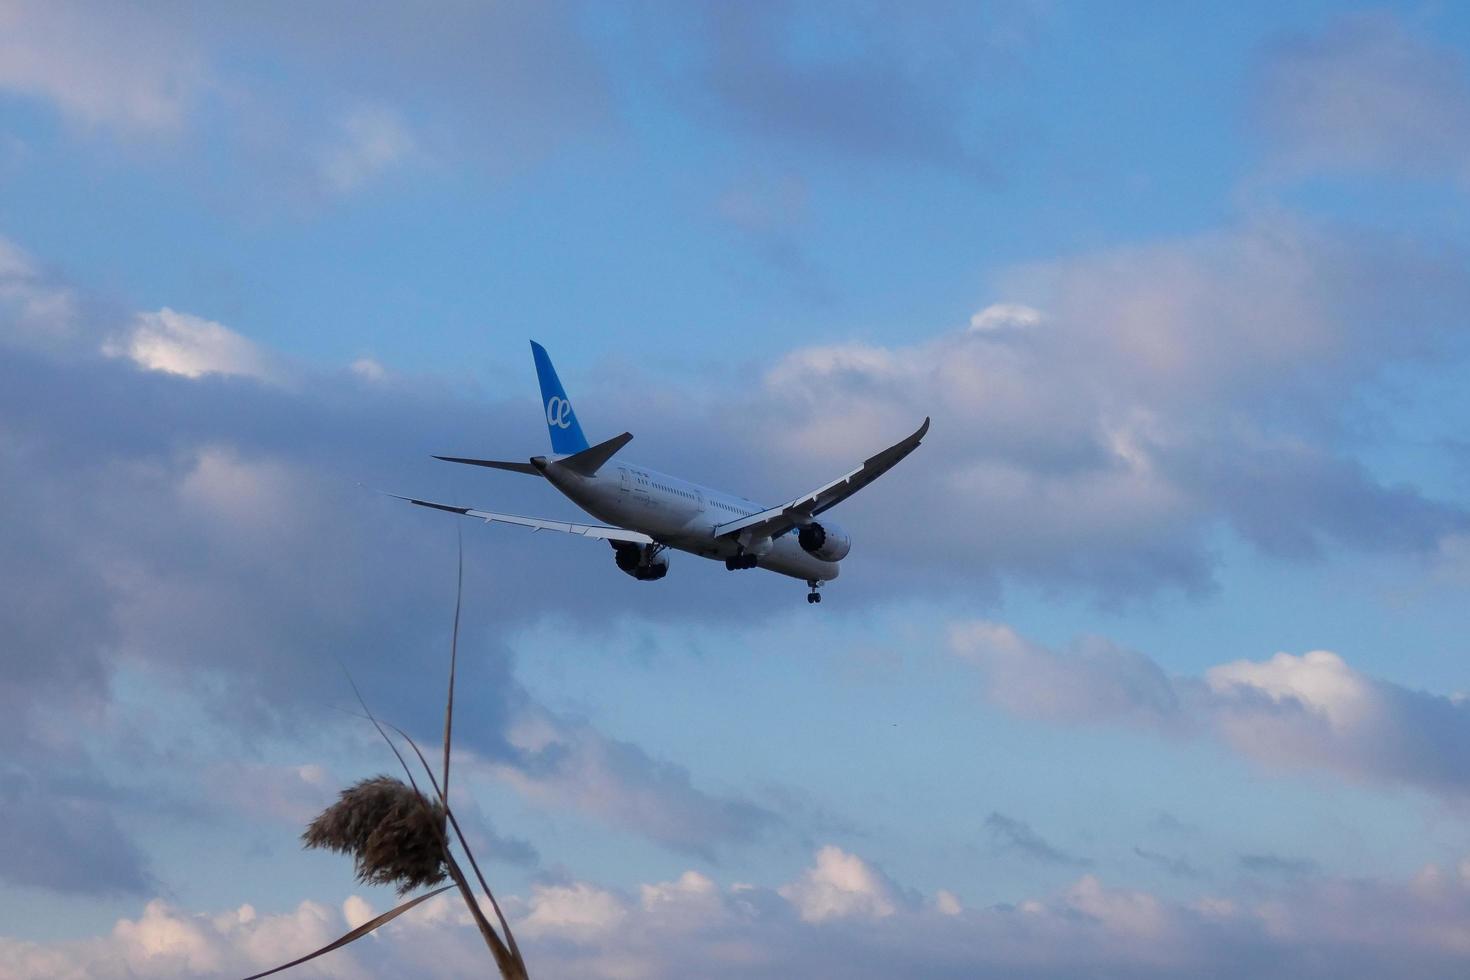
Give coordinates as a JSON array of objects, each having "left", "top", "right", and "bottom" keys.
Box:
[
  {"left": 0, "top": 768, "right": 150, "bottom": 896},
  {"left": 442, "top": 792, "right": 540, "bottom": 870},
  {"left": 1134, "top": 846, "right": 1204, "bottom": 880},
  {"left": 490, "top": 712, "right": 782, "bottom": 860},
  {"left": 691, "top": 3, "right": 1002, "bottom": 174},
  {"left": 985, "top": 812, "right": 1091, "bottom": 867},
  {"left": 5, "top": 199, "right": 1470, "bottom": 895},
  {"left": 0, "top": 291, "right": 796, "bottom": 891}
]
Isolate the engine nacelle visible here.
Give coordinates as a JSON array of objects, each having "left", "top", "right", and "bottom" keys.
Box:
[
  {"left": 612, "top": 542, "right": 670, "bottom": 581},
  {"left": 797, "top": 521, "right": 851, "bottom": 562}
]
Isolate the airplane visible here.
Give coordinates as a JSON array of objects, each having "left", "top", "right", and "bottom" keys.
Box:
[{"left": 388, "top": 341, "right": 929, "bottom": 604}]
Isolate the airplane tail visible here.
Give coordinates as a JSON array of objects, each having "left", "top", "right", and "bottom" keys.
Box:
[
  {"left": 530, "top": 340, "right": 590, "bottom": 455},
  {"left": 557, "top": 431, "right": 632, "bottom": 477}
]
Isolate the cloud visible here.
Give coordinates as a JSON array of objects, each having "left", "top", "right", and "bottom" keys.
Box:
[
  {"left": 0, "top": 236, "right": 82, "bottom": 353},
  {"left": 102, "top": 308, "right": 282, "bottom": 383},
  {"left": 200, "top": 762, "right": 335, "bottom": 827},
  {"left": 777, "top": 845, "right": 900, "bottom": 922},
  {"left": 0, "top": 3, "right": 613, "bottom": 204},
  {"left": 0, "top": 1, "right": 206, "bottom": 133},
  {"left": 1134, "top": 847, "right": 1204, "bottom": 880},
  {"left": 0, "top": 898, "right": 353, "bottom": 980},
  {"left": 954, "top": 622, "right": 1470, "bottom": 801},
  {"left": 317, "top": 105, "right": 418, "bottom": 195},
  {"left": 519, "top": 881, "right": 628, "bottom": 941},
  {"left": 968, "top": 302, "right": 1041, "bottom": 332},
  {"left": 712, "top": 170, "right": 832, "bottom": 300},
  {"left": 489, "top": 710, "right": 781, "bottom": 859},
  {"left": 683, "top": 4, "right": 1036, "bottom": 175},
  {"left": 953, "top": 623, "right": 1181, "bottom": 730},
  {"left": 746, "top": 213, "right": 1470, "bottom": 598},
  {"left": 1239, "top": 853, "right": 1319, "bottom": 877},
  {"left": 350, "top": 356, "right": 388, "bottom": 382},
  {"left": 12, "top": 848, "right": 1470, "bottom": 979},
  {"left": 0, "top": 298, "right": 787, "bottom": 890},
  {"left": 2, "top": 210, "right": 1467, "bottom": 901},
  {"left": 1256, "top": 12, "right": 1470, "bottom": 185},
  {"left": 985, "top": 812, "right": 1092, "bottom": 867},
  {"left": 0, "top": 768, "right": 150, "bottom": 896},
  {"left": 233, "top": 1, "right": 614, "bottom": 167}
]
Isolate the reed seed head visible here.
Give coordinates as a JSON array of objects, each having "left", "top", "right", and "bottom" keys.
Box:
[{"left": 303, "top": 776, "right": 448, "bottom": 894}]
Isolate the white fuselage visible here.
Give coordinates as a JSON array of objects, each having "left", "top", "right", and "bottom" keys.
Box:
[{"left": 540, "top": 458, "right": 841, "bottom": 583}]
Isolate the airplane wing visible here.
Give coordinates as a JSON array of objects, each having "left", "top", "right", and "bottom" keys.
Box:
[
  {"left": 381, "top": 491, "right": 653, "bottom": 544},
  {"left": 715, "top": 417, "right": 930, "bottom": 542}
]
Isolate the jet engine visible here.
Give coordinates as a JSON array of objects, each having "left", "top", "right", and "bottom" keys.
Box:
[
  {"left": 612, "top": 542, "right": 670, "bottom": 581},
  {"left": 797, "top": 521, "right": 851, "bottom": 562}
]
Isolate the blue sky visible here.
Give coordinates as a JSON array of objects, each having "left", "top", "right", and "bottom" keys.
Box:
[{"left": 4, "top": 3, "right": 1470, "bottom": 977}]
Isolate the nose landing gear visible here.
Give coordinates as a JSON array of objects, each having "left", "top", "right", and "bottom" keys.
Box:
[{"left": 806, "top": 579, "right": 823, "bottom": 604}]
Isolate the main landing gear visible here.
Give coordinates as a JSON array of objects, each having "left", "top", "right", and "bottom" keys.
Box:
[
  {"left": 725, "top": 554, "right": 758, "bottom": 570},
  {"left": 806, "top": 579, "right": 823, "bottom": 604}
]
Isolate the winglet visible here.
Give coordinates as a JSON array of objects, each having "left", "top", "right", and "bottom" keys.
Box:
[{"left": 555, "top": 431, "right": 633, "bottom": 477}]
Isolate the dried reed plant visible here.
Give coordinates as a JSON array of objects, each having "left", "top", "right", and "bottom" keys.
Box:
[
  {"left": 244, "top": 537, "right": 528, "bottom": 980},
  {"left": 303, "top": 776, "right": 447, "bottom": 893}
]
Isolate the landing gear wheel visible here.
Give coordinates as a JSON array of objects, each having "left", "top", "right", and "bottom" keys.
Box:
[{"left": 806, "top": 579, "right": 822, "bottom": 604}]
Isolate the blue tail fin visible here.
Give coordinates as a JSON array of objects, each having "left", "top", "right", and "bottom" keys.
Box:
[{"left": 530, "top": 340, "right": 590, "bottom": 454}]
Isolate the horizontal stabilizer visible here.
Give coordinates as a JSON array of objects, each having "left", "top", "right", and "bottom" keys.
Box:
[
  {"left": 556, "top": 431, "right": 633, "bottom": 477},
  {"left": 432, "top": 455, "right": 540, "bottom": 476}
]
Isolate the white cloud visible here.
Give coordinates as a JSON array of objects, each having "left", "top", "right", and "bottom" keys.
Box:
[
  {"left": 969, "top": 302, "right": 1041, "bottom": 332},
  {"left": 519, "top": 882, "right": 627, "bottom": 940},
  {"left": 342, "top": 896, "right": 374, "bottom": 932},
  {"left": 103, "top": 308, "right": 281, "bottom": 383},
  {"left": 350, "top": 357, "right": 388, "bottom": 382},
  {"left": 12, "top": 849, "right": 1470, "bottom": 979},
  {"left": 1208, "top": 650, "right": 1375, "bottom": 730},
  {"left": 0, "top": 898, "right": 357, "bottom": 980},
  {"left": 778, "top": 845, "right": 899, "bottom": 922},
  {"left": 639, "top": 871, "right": 722, "bottom": 926}
]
